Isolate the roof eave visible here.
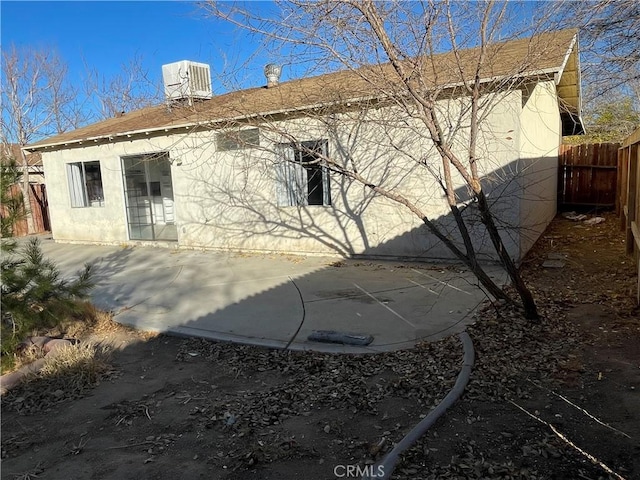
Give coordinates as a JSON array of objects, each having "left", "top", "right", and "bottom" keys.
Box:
[
  {"left": 555, "top": 33, "right": 584, "bottom": 135},
  {"left": 25, "top": 65, "right": 570, "bottom": 152},
  {"left": 24, "top": 95, "right": 382, "bottom": 152}
]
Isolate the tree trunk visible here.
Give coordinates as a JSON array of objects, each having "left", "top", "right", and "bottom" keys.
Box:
[
  {"left": 342, "top": 168, "right": 518, "bottom": 308},
  {"left": 446, "top": 205, "right": 517, "bottom": 305},
  {"left": 476, "top": 191, "right": 539, "bottom": 320},
  {"left": 19, "top": 148, "right": 35, "bottom": 235}
]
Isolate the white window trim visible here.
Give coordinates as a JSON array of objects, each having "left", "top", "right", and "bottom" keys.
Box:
[
  {"left": 66, "top": 161, "right": 104, "bottom": 208},
  {"left": 275, "top": 141, "right": 331, "bottom": 207}
]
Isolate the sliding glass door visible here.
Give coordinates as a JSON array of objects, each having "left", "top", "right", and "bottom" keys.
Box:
[{"left": 122, "top": 153, "right": 176, "bottom": 241}]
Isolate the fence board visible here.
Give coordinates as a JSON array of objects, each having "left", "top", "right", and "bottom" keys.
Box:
[
  {"left": 618, "top": 128, "right": 640, "bottom": 305},
  {"left": 558, "top": 142, "right": 620, "bottom": 208},
  {"left": 2, "top": 183, "right": 50, "bottom": 237},
  {"left": 31, "top": 183, "right": 50, "bottom": 233}
]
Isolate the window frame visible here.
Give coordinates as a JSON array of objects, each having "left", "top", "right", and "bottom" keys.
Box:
[
  {"left": 66, "top": 161, "right": 105, "bottom": 208},
  {"left": 275, "top": 140, "right": 331, "bottom": 207},
  {"left": 216, "top": 128, "right": 260, "bottom": 152}
]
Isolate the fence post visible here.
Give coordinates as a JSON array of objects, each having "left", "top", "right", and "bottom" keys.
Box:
[{"left": 626, "top": 144, "right": 638, "bottom": 255}]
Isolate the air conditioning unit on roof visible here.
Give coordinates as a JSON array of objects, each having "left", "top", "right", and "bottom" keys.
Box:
[{"left": 162, "top": 60, "right": 212, "bottom": 102}]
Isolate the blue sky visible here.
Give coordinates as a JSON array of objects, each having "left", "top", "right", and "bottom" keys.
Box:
[
  {"left": 1, "top": 1, "right": 551, "bottom": 93},
  {"left": 1, "top": 1, "right": 279, "bottom": 94}
]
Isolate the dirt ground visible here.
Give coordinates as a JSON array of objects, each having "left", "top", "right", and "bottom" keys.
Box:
[{"left": 1, "top": 211, "right": 638, "bottom": 480}]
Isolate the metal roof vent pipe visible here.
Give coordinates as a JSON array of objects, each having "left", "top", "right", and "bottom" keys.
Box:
[{"left": 264, "top": 64, "right": 282, "bottom": 88}]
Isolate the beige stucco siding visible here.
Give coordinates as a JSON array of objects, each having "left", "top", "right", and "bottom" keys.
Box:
[
  {"left": 42, "top": 138, "right": 181, "bottom": 243},
  {"left": 43, "top": 145, "right": 128, "bottom": 243},
  {"left": 465, "top": 89, "right": 523, "bottom": 261},
  {"left": 41, "top": 83, "right": 558, "bottom": 262},
  {"left": 173, "top": 118, "right": 431, "bottom": 257},
  {"left": 517, "top": 80, "right": 561, "bottom": 258}
]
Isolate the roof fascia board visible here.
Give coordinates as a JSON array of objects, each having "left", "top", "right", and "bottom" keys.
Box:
[
  {"left": 556, "top": 33, "right": 583, "bottom": 125},
  {"left": 555, "top": 33, "right": 578, "bottom": 85}
]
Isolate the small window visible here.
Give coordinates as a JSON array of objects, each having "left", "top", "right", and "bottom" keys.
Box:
[
  {"left": 216, "top": 128, "right": 260, "bottom": 151},
  {"left": 66, "top": 161, "right": 104, "bottom": 207},
  {"left": 275, "top": 140, "right": 331, "bottom": 207}
]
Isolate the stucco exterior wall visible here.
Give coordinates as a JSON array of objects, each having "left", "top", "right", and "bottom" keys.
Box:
[
  {"left": 41, "top": 84, "right": 557, "bottom": 262},
  {"left": 459, "top": 89, "right": 524, "bottom": 261},
  {"left": 42, "top": 138, "right": 180, "bottom": 243},
  {"left": 517, "top": 80, "right": 561, "bottom": 258},
  {"left": 169, "top": 117, "right": 436, "bottom": 257},
  {"left": 171, "top": 90, "right": 523, "bottom": 260}
]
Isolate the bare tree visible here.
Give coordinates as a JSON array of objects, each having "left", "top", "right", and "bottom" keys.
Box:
[
  {"left": 1, "top": 46, "right": 81, "bottom": 233},
  {"left": 194, "top": 0, "right": 593, "bottom": 320},
  {"left": 559, "top": 0, "right": 640, "bottom": 143},
  {"left": 1, "top": 46, "right": 160, "bottom": 234},
  {"left": 571, "top": 0, "right": 640, "bottom": 101},
  {"left": 82, "top": 55, "right": 161, "bottom": 120}
]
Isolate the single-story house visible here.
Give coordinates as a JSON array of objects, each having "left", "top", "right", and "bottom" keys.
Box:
[{"left": 24, "top": 29, "right": 583, "bottom": 262}]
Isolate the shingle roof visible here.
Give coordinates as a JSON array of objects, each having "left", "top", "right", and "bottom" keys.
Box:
[{"left": 26, "top": 28, "right": 579, "bottom": 151}]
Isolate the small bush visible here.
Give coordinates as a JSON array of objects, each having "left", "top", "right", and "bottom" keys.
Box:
[{"left": 1, "top": 238, "right": 94, "bottom": 371}]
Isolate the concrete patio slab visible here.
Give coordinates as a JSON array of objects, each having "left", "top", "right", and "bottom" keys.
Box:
[{"left": 22, "top": 236, "right": 508, "bottom": 353}]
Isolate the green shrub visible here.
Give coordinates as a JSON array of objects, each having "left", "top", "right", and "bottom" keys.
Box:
[
  {"left": 1, "top": 238, "right": 94, "bottom": 370},
  {"left": 1, "top": 155, "right": 94, "bottom": 371},
  {"left": 0, "top": 158, "right": 25, "bottom": 240}
]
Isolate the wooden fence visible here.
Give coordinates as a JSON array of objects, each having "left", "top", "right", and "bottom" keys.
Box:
[
  {"left": 3, "top": 183, "right": 51, "bottom": 237},
  {"left": 618, "top": 128, "right": 640, "bottom": 304},
  {"left": 558, "top": 143, "right": 620, "bottom": 209}
]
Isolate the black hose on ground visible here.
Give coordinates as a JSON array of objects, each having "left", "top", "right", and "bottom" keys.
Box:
[{"left": 363, "top": 331, "right": 475, "bottom": 480}]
